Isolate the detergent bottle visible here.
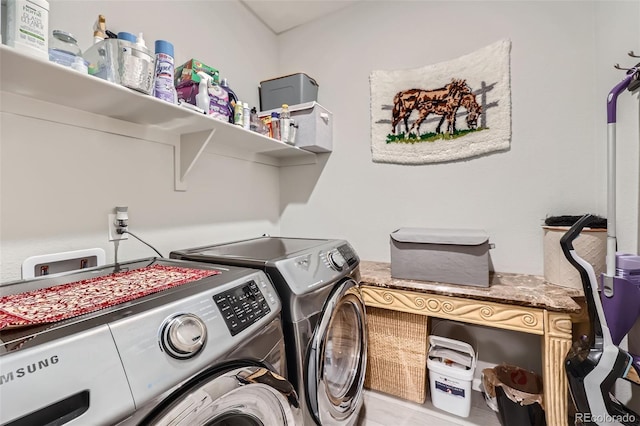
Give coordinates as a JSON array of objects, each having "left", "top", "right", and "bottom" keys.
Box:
[
  {"left": 196, "top": 72, "right": 211, "bottom": 114},
  {"left": 220, "top": 78, "right": 238, "bottom": 123}
]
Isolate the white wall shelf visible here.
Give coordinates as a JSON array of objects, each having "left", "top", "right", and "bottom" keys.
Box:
[{"left": 0, "top": 45, "right": 317, "bottom": 191}]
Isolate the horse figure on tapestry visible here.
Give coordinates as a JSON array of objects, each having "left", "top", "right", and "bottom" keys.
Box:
[
  {"left": 391, "top": 79, "right": 471, "bottom": 135},
  {"left": 410, "top": 92, "right": 482, "bottom": 136}
]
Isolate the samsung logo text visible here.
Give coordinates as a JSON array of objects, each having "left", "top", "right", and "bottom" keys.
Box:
[{"left": 0, "top": 355, "right": 59, "bottom": 385}]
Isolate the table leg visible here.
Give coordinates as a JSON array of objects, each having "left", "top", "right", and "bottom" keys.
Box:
[{"left": 543, "top": 310, "right": 573, "bottom": 426}]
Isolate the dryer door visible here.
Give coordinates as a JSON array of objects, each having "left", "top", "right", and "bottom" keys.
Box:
[
  {"left": 307, "top": 279, "right": 368, "bottom": 425},
  {"left": 143, "top": 366, "right": 301, "bottom": 425}
]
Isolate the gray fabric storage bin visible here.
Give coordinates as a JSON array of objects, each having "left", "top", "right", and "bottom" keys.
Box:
[{"left": 390, "top": 228, "right": 491, "bottom": 287}]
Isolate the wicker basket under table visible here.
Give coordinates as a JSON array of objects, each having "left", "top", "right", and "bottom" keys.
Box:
[{"left": 364, "top": 306, "right": 429, "bottom": 403}]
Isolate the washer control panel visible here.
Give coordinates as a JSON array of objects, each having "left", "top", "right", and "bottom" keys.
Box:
[
  {"left": 159, "top": 313, "right": 207, "bottom": 359},
  {"left": 213, "top": 280, "right": 271, "bottom": 336}
]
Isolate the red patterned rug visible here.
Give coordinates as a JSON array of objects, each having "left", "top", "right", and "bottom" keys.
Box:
[{"left": 0, "top": 265, "right": 220, "bottom": 330}]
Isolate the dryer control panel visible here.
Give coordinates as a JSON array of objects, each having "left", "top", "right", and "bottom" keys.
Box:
[
  {"left": 276, "top": 240, "right": 360, "bottom": 296},
  {"left": 213, "top": 281, "right": 271, "bottom": 336},
  {"left": 337, "top": 244, "right": 358, "bottom": 267}
]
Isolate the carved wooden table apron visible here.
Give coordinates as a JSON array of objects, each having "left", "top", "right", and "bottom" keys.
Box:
[{"left": 359, "top": 261, "right": 584, "bottom": 426}]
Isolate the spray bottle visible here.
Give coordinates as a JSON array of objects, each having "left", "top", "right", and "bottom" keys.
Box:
[
  {"left": 93, "top": 14, "right": 106, "bottom": 44},
  {"left": 196, "top": 72, "right": 211, "bottom": 114},
  {"left": 153, "top": 40, "right": 177, "bottom": 104}
]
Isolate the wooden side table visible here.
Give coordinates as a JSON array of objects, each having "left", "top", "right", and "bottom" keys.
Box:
[{"left": 359, "top": 261, "right": 585, "bottom": 426}]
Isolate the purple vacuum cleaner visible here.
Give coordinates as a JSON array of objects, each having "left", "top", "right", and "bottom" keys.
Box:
[
  {"left": 560, "top": 62, "right": 640, "bottom": 425},
  {"left": 601, "top": 62, "right": 640, "bottom": 378},
  {"left": 603, "top": 252, "right": 640, "bottom": 375}
]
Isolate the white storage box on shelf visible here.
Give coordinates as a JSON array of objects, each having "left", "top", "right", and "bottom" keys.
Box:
[
  {"left": 259, "top": 102, "right": 333, "bottom": 153},
  {"left": 427, "top": 335, "right": 477, "bottom": 418}
]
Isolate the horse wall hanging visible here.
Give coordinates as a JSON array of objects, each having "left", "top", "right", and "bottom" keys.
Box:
[{"left": 370, "top": 39, "right": 511, "bottom": 164}]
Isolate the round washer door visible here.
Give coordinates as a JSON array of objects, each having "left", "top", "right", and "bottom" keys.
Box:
[
  {"left": 144, "top": 366, "right": 301, "bottom": 426},
  {"left": 307, "top": 279, "right": 368, "bottom": 425}
]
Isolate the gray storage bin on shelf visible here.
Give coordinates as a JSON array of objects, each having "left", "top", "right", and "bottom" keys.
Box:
[
  {"left": 259, "top": 73, "right": 318, "bottom": 111},
  {"left": 390, "top": 228, "right": 491, "bottom": 287}
]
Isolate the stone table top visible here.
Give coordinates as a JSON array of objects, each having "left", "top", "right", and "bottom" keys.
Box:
[{"left": 359, "top": 261, "right": 585, "bottom": 313}]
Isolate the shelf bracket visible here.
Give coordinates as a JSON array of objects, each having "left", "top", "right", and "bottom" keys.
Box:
[{"left": 175, "top": 128, "right": 216, "bottom": 191}]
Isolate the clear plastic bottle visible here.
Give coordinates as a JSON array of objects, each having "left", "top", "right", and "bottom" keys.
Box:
[
  {"left": 243, "top": 102, "right": 250, "bottom": 130},
  {"left": 234, "top": 100, "right": 244, "bottom": 127},
  {"left": 270, "top": 112, "right": 280, "bottom": 140},
  {"left": 249, "top": 107, "right": 260, "bottom": 132},
  {"left": 280, "top": 104, "right": 291, "bottom": 144}
]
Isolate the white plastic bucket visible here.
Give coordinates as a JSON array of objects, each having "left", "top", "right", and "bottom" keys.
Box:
[{"left": 427, "top": 335, "right": 477, "bottom": 417}]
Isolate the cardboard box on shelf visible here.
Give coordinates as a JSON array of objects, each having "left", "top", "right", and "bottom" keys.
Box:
[{"left": 175, "top": 58, "right": 219, "bottom": 87}]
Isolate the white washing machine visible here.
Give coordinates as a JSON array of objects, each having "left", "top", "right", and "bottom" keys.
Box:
[
  {"left": 0, "top": 258, "right": 301, "bottom": 425},
  {"left": 171, "top": 237, "right": 368, "bottom": 426}
]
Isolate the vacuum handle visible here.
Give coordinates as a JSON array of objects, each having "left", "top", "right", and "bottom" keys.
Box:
[
  {"left": 560, "top": 214, "right": 597, "bottom": 254},
  {"left": 560, "top": 214, "right": 604, "bottom": 341},
  {"left": 608, "top": 69, "right": 637, "bottom": 123}
]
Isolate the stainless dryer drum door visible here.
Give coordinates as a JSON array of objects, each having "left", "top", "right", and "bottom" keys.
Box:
[
  {"left": 307, "top": 279, "right": 368, "bottom": 425},
  {"left": 144, "top": 366, "right": 302, "bottom": 425}
]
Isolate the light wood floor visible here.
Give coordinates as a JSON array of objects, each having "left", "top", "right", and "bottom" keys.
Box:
[{"left": 357, "top": 389, "right": 501, "bottom": 426}]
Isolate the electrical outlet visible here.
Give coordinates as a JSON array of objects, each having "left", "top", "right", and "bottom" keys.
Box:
[
  {"left": 39, "top": 265, "right": 49, "bottom": 276},
  {"left": 108, "top": 213, "right": 128, "bottom": 241}
]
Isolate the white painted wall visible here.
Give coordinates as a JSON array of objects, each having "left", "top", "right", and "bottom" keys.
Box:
[
  {"left": 0, "top": 0, "right": 281, "bottom": 281},
  {"left": 276, "top": 0, "right": 640, "bottom": 406},
  {"left": 278, "top": 0, "right": 613, "bottom": 275},
  {"left": 276, "top": 0, "right": 639, "bottom": 281}
]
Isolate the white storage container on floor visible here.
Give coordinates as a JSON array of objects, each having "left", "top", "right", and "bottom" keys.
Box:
[{"left": 427, "top": 335, "right": 477, "bottom": 417}]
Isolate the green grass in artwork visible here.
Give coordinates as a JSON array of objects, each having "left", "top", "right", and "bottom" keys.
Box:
[{"left": 386, "top": 127, "right": 488, "bottom": 144}]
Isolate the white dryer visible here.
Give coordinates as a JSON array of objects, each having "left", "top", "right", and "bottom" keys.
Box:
[
  {"left": 0, "top": 258, "right": 301, "bottom": 425},
  {"left": 171, "top": 237, "right": 368, "bottom": 426}
]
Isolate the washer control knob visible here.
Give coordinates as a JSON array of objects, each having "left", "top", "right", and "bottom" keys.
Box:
[
  {"left": 160, "top": 313, "right": 207, "bottom": 359},
  {"left": 327, "top": 249, "right": 346, "bottom": 271}
]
